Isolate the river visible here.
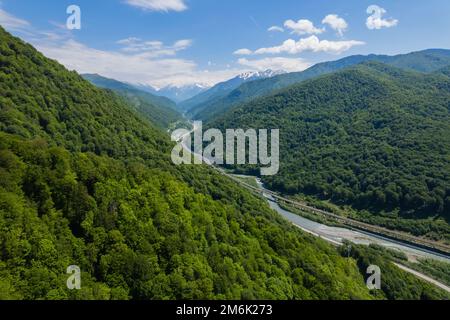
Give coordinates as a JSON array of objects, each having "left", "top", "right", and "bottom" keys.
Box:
[
  {"left": 260, "top": 181, "right": 450, "bottom": 263},
  {"left": 175, "top": 124, "right": 450, "bottom": 263}
]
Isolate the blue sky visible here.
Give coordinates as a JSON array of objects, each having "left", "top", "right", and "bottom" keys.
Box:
[{"left": 1, "top": 0, "right": 449, "bottom": 89}]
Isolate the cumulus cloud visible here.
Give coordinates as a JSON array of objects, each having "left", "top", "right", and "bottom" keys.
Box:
[
  {"left": 284, "top": 19, "right": 324, "bottom": 35},
  {"left": 322, "top": 14, "right": 348, "bottom": 36},
  {"left": 253, "top": 35, "right": 365, "bottom": 55},
  {"left": 233, "top": 48, "right": 253, "bottom": 55},
  {"left": 238, "top": 57, "right": 311, "bottom": 72},
  {"left": 124, "top": 0, "right": 187, "bottom": 12},
  {"left": 268, "top": 25, "right": 284, "bottom": 33},
  {"left": 366, "top": 5, "right": 398, "bottom": 30}
]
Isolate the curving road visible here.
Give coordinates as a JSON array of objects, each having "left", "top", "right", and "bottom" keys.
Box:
[
  {"left": 393, "top": 263, "right": 450, "bottom": 293},
  {"left": 175, "top": 123, "right": 450, "bottom": 292}
]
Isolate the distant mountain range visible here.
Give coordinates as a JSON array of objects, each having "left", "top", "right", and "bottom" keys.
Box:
[
  {"left": 189, "top": 49, "right": 450, "bottom": 121},
  {"left": 180, "top": 69, "right": 285, "bottom": 115},
  {"left": 82, "top": 74, "right": 184, "bottom": 129}
]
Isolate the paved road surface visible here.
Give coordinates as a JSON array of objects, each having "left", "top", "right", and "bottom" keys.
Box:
[
  {"left": 393, "top": 263, "right": 450, "bottom": 293},
  {"left": 264, "top": 193, "right": 450, "bottom": 263}
]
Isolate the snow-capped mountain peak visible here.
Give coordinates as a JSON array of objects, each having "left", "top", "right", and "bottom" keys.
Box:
[
  {"left": 238, "top": 69, "right": 286, "bottom": 80},
  {"left": 137, "top": 83, "right": 210, "bottom": 102}
]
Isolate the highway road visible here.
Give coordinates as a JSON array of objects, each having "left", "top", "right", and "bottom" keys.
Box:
[
  {"left": 175, "top": 124, "right": 450, "bottom": 291},
  {"left": 263, "top": 190, "right": 450, "bottom": 263}
]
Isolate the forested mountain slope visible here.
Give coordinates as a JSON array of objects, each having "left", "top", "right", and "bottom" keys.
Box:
[
  {"left": 0, "top": 26, "right": 392, "bottom": 300},
  {"left": 192, "top": 49, "right": 450, "bottom": 121},
  {"left": 82, "top": 74, "right": 182, "bottom": 129},
  {"left": 209, "top": 62, "right": 450, "bottom": 240}
]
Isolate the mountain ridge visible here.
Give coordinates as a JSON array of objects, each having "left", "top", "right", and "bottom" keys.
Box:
[
  {"left": 82, "top": 73, "right": 184, "bottom": 129},
  {"left": 192, "top": 49, "right": 450, "bottom": 121}
]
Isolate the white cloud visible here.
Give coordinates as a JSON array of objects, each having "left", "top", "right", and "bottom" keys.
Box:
[
  {"left": 173, "top": 39, "right": 192, "bottom": 49},
  {"left": 238, "top": 57, "right": 311, "bottom": 72},
  {"left": 233, "top": 48, "right": 253, "bottom": 55},
  {"left": 0, "top": 8, "right": 30, "bottom": 31},
  {"left": 124, "top": 0, "right": 187, "bottom": 12},
  {"left": 37, "top": 39, "right": 193, "bottom": 84},
  {"left": 116, "top": 37, "right": 192, "bottom": 58},
  {"left": 366, "top": 5, "right": 398, "bottom": 30},
  {"left": 253, "top": 35, "right": 365, "bottom": 55},
  {"left": 322, "top": 14, "right": 348, "bottom": 36},
  {"left": 268, "top": 26, "right": 284, "bottom": 33},
  {"left": 284, "top": 19, "right": 324, "bottom": 35},
  {"left": 118, "top": 38, "right": 162, "bottom": 51}
]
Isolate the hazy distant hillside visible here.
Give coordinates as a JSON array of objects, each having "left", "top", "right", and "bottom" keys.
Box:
[
  {"left": 83, "top": 74, "right": 177, "bottom": 110},
  {"left": 82, "top": 74, "right": 183, "bottom": 129},
  {"left": 209, "top": 62, "right": 450, "bottom": 240},
  {"left": 134, "top": 83, "right": 209, "bottom": 103},
  {"left": 181, "top": 70, "right": 284, "bottom": 113},
  {"left": 194, "top": 49, "right": 450, "bottom": 121}
]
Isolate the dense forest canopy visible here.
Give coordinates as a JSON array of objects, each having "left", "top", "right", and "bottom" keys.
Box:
[{"left": 208, "top": 62, "right": 450, "bottom": 239}]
